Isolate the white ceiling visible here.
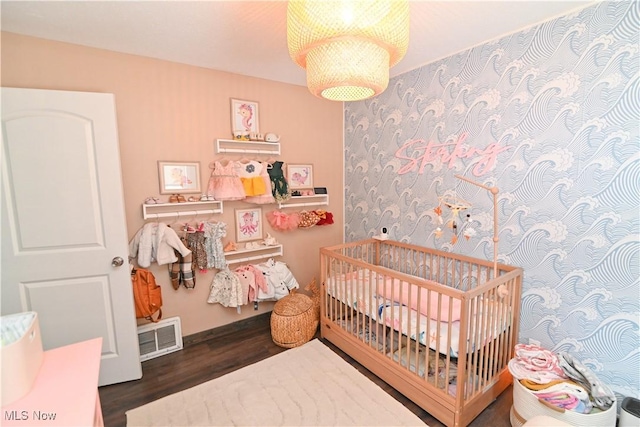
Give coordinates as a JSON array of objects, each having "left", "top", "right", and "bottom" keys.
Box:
[{"left": 1, "top": 1, "right": 595, "bottom": 88}]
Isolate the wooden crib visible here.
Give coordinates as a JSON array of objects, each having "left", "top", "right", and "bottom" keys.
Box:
[{"left": 320, "top": 239, "right": 523, "bottom": 427}]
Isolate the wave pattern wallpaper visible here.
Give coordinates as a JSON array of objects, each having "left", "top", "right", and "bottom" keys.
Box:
[{"left": 344, "top": 2, "right": 639, "bottom": 400}]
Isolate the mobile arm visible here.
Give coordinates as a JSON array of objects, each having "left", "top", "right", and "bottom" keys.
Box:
[{"left": 455, "top": 174, "right": 499, "bottom": 278}]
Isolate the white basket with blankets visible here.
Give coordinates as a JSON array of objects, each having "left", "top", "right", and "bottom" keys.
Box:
[
  {"left": 511, "top": 379, "right": 616, "bottom": 427},
  {"left": 508, "top": 343, "right": 617, "bottom": 427}
]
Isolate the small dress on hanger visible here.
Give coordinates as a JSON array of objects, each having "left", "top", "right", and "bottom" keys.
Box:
[
  {"left": 204, "top": 221, "right": 228, "bottom": 270},
  {"left": 207, "top": 161, "right": 245, "bottom": 201},
  {"left": 268, "top": 161, "right": 290, "bottom": 202},
  {"left": 235, "top": 160, "right": 267, "bottom": 197},
  {"left": 245, "top": 161, "right": 276, "bottom": 204},
  {"left": 186, "top": 228, "right": 207, "bottom": 272}
]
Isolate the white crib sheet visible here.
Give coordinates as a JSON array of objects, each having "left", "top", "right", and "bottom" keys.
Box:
[{"left": 326, "top": 269, "right": 510, "bottom": 358}]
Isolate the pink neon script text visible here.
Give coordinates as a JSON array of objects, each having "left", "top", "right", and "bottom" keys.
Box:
[{"left": 394, "top": 132, "right": 513, "bottom": 176}]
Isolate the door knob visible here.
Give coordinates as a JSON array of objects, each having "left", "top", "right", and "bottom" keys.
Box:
[{"left": 111, "top": 256, "right": 124, "bottom": 267}]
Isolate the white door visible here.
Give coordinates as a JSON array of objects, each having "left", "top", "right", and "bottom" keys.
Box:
[{"left": 1, "top": 87, "right": 142, "bottom": 386}]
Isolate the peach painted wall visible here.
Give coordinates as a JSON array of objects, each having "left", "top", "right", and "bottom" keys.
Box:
[{"left": 1, "top": 32, "right": 344, "bottom": 336}]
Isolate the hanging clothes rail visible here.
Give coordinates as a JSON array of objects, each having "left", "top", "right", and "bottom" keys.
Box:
[
  {"left": 142, "top": 200, "right": 223, "bottom": 220},
  {"left": 215, "top": 139, "right": 281, "bottom": 156},
  {"left": 278, "top": 194, "right": 329, "bottom": 209},
  {"left": 224, "top": 244, "right": 283, "bottom": 265}
]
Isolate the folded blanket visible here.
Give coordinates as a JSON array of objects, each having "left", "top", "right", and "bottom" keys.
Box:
[
  {"left": 558, "top": 351, "right": 615, "bottom": 410},
  {"left": 534, "top": 391, "right": 590, "bottom": 413},
  {"left": 508, "top": 343, "right": 566, "bottom": 384},
  {"left": 531, "top": 381, "right": 593, "bottom": 414}
]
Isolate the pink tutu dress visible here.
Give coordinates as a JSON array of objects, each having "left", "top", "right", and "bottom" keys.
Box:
[{"left": 207, "top": 161, "right": 245, "bottom": 201}]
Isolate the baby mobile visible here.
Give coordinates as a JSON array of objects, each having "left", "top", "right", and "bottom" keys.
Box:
[
  {"left": 433, "top": 174, "right": 501, "bottom": 277},
  {"left": 433, "top": 179, "right": 477, "bottom": 245}
]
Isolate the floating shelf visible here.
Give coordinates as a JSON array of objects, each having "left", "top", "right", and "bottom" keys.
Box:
[
  {"left": 142, "top": 200, "right": 223, "bottom": 220},
  {"left": 224, "top": 244, "right": 283, "bottom": 265},
  {"left": 215, "top": 139, "right": 281, "bottom": 155},
  {"left": 278, "top": 194, "right": 329, "bottom": 209}
]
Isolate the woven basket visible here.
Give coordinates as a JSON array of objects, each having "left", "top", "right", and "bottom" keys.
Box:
[{"left": 270, "top": 279, "right": 319, "bottom": 348}]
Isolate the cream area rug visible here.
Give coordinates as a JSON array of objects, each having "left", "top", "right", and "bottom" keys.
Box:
[{"left": 126, "top": 339, "right": 426, "bottom": 426}]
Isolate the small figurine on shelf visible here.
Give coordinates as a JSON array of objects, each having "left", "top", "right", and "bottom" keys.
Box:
[
  {"left": 249, "top": 132, "right": 265, "bottom": 141},
  {"left": 223, "top": 241, "right": 237, "bottom": 252},
  {"left": 262, "top": 233, "right": 278, "bottom": 246},
  {"left": 233, "top": 130, "right": 250, "bottom": 141},
  {"left": 264, "top": 133, "right": 280, "bottom": 143}
]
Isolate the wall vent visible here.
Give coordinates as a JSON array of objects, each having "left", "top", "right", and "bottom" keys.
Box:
[{"left": 137, "top": 316, "right": 183, "bottom": 362}]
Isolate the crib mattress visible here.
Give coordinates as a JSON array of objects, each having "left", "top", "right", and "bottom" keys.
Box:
[{"left": 326, "top": 269, "right": 510, "bottom": 358}]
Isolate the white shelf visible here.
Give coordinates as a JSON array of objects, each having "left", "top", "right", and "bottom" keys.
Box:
[
  {"left": 224, "top": 244, "right": 283, "bottom": 265},
  {"left": 278, "top": 194, "right": 329, "bottom": 209},
  {"left": 215, "top": 139, "right": 281, "bottom": 155},
  {"left": 142, "top": 200, "right": 223, "bottom": 220}
]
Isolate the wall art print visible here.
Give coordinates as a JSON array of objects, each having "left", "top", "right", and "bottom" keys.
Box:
[
  {"left": 235, "top": 207, "right": 263, "bottom": 243},
  {"left": 287, "top": 164, "right": 314, "bottom": 190},
  {"left": 231, "top": 98, "right": 259, "bottom": 135},
  {"left": 343, "top": 2, "right": 639, "bottom": 402},
  {"left": 157, "top": 161, "right": 201, "bottom": 194}
]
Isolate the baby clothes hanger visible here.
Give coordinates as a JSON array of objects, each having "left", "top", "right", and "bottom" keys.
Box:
[
  {"left": 182, "top": 212, "right": 197, "bottom": 234},
  {"left": 171, "top": 212, "right": 181, "bottom": 227}
]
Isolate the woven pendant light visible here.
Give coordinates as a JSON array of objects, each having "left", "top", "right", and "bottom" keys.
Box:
[{"left": 287, "top": 0, "right": 410, "bottom": 101}]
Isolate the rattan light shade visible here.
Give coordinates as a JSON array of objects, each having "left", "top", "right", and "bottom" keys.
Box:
[{"left": 287, "top": 0, "right": 409, "bottom": 101}]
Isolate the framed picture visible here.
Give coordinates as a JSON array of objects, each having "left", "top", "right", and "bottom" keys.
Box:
[
  {"left": 231, "top": 98, "right": 260, "bottom": 134},
  {"left": 286, "top": 164, "right": 314, "bottom": 190},
  {"left": 235, "top": 208, "right": 263, "bottom": 243},
  {"left": 157, "top": 161, "right": 201, "bottom": 194}
]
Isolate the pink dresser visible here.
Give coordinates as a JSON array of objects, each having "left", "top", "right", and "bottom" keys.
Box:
[{"left": 2, "top": 338, "right": 104, "bottom": 426}]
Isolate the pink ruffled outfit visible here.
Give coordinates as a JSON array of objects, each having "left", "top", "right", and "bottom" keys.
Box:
[
  {"left": 207, "top": 161, "right": 245, "bottom": 201},
  {"left": 267, "top": 210, "right": 300, "bottom": 231}
]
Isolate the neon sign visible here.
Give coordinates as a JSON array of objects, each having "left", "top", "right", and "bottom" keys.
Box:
[{"left": 394, "top": 132, "right": 513, "bottom": 176}]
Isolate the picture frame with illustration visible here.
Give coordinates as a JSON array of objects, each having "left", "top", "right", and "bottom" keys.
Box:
[
  {"left": 158, "top": 161, "right": 201, "bottom": 194},
  {"left": 286, "top": 164, "right": 314, "bottom": 190},
  {"left": 235, "top": 208, "right": 263, "bottom": 243},
  {"left": 231, "top": 98, "right": 260, "bottom": 136}
]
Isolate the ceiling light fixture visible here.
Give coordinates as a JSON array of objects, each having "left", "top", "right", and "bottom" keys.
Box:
[{"left": 287, "top": 0, "right": 410, "bottom": 102}]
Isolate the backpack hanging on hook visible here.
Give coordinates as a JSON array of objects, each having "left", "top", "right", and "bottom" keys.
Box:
[{"left": 131, "top": 268, "right": 163, "bottom": 322}]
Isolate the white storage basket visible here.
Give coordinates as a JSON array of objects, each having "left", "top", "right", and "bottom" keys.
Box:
[
  {"left": 512, "top": 379, "right": 617, "bottom": 427},
  {"left": 510, "top": 405, "right": 526, "bottom": 427},
  {"left": 1, "top": 312, "right": 44, "bottom": 406}
]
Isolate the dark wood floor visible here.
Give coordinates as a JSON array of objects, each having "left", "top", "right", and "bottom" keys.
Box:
[{"left": 99, "top": 313, "right": 512, "bottom": 427}]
